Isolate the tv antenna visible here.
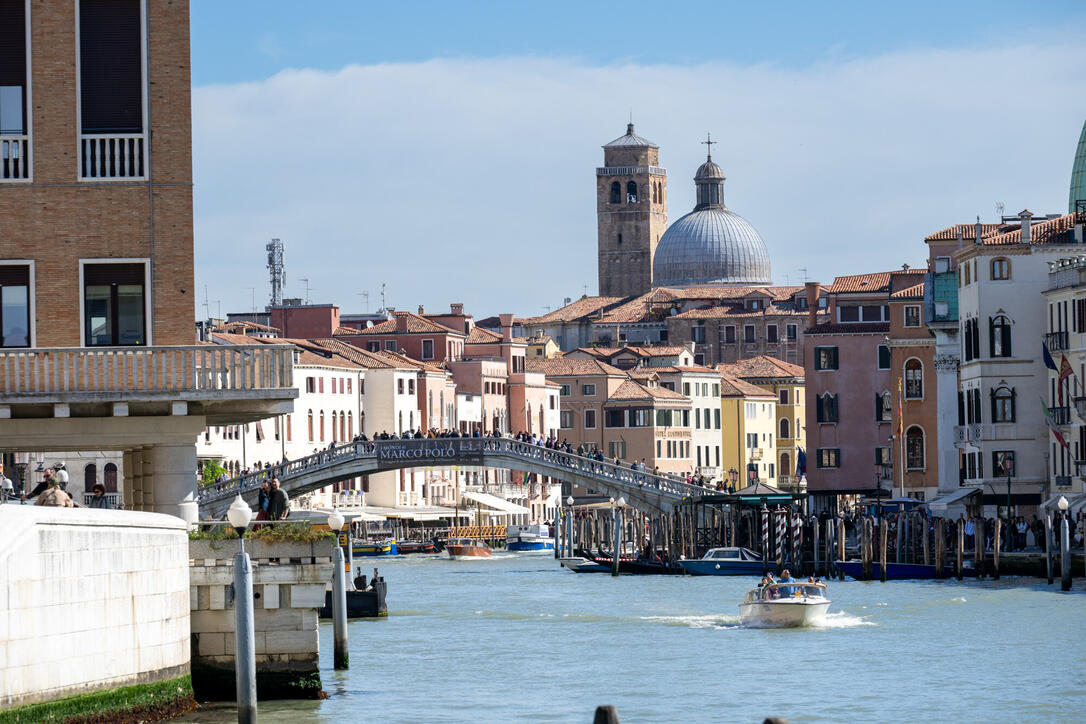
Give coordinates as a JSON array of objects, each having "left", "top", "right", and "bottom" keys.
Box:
[
  {"left": 202, "top": 285, "right": 210, "bottom": 320},
  {"left": 299, "top": 278, "right": 310, "bottom": 305},
  {"left": 247, "top": 287, "right": 256, "bottom": 313},
  {"left": 359, "top": 291, "right": 370, "bottom": 313},
  {"left": 380, "top": 283, "right": 387, "bottom": 312},
  {"left": 265, "top": 238, "right": 285, "bottom": 306},
  {"left": 995, "top": 202, "right": 1005, "bottom": 218}
]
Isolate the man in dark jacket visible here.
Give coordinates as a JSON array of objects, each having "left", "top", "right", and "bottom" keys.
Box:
[{"left": 268, "top": 478, "right": 290, "bottom": 520}]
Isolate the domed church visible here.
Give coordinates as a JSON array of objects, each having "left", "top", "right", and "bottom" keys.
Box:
[{"left": 596, "top": 125, "right": 772, "bottom": 296}]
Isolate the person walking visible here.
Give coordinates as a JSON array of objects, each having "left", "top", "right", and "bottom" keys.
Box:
[
  {"left": 87, "top": 483, "right": 112, "bottom": 509},
  {"left": 268, "top": 478, "right": 290, "bottom": 521}
]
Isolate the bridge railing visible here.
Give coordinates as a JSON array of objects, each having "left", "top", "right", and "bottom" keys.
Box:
[{"left": 197, "top": 437, "right": 705, "bottom": 512}]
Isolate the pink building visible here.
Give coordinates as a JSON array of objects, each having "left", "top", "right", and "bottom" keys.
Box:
[{"left": 268, "top": 303, "right": 341, "bottom": 339}]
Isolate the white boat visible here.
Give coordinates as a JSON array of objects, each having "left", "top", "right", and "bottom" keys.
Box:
[
  {"left": 738, "top": 581, "right": 830, "bottom": 628},
  {"left": 507, "top": 524, "right": 555, "bottom": 553},
  {"left": 558, "top": 556, "right": 609, "bottom": 573}
]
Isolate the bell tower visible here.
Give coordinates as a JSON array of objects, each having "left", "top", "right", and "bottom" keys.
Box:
[{"left": 596, "top": 124, "right": 668, "bottom": 297}]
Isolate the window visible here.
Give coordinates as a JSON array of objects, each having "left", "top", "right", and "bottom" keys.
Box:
[
  {"left": 367, "top": 341, "right": 380, "bottom": 352},
  {"left": 767, "top": 324, "right": 778, "bottom": 343},
  {"left": 307, "top": 410, "right": 314, "bottom": 442},
  {"left": 79, "top": 0, "right": 145, "bottom": 178},
  {"left": 779, "top": 388, "right": 789, "bottom": 405},
  {"left": 904, "top": 359, "right": 923, "bottom": 399},
  {"left": 744, "top": 325, "right": 756, "bottom": 343},
  {"left": 818, "top": 448, "right": 840, "bottom": 468},
  {"left": 318, "top": 377, "right": 324, "bottom": 393},
  {"left": 877, "top": 344, "right": 890, "bottom": 370},
  {"left": 990, "top": 315, "right": 1012, "bottom": 358},
  {"left": 421, "top": 339, "right": 434, "bottom": 360},
  {"left": 0, "top": 264, "right": 30, "bottom": 346},
  {"left": 286, "top": 416, "right": 292, "bottom": 441},
  {"left": 876, "top": 391, "right": 892, "bottom": 422},
  {"left": 839, "top": 306, "right": 859, "bottom": 322},
  {"left": 626, "top": 181, "right": 638, "bottom": 203},
  {"left": 991, "top": 258, "right": 1010, "bottom": 280},
  {"left": 385, "top": 340, "right": 397, "bottom": 351},
  {"left": 779, "top": 417, "right": 791, "bottom": 439},
  {"left": 559, "top": 410, "right": 574, "bottom": 428},
  {"left": 0, "top": 0, "right": 29, "bottom": 180},
  {"left": 103, "top": 462, "right": 117, "bottom": 492},
  {"left": 397, "top": 379, "right": 404, "bottom": 394},
  {"left": 786, "top": 324, "right": 797, "bottom": 341},
  {"left": 659, "top": 329, "right": 668, "bottom": 342},
  {"left": 905, "top": 426, "right": 925, "bottom": 469},
  {"left": 862, "top": 305, "right": 885, "bottom": 322},
  {"left": 408, "top": 379, "right": 415, "bottom": 394},
  {"left": 608, "top": 441, "right": 626, "bottom": 459},
  {"left": 605, "top": 409, "right": 625, "bottom": 428},
  {"left": 712, "top": 383, "right": 720, "bottom": 397},
  {"left": 815, "top": 346, "right": 839, "bottom": 370},
  {"left": 610, "top": 181, "right": 621, "bottom": 204},
  {"left": 992, "top": 450, "right": 1015, "bottom": 477},
  {"left": 714, "top": 409, "right": 720, "bottom": 429},
  {"left": 305, "top": 377, "right": 315, "bottom": 393},
  {"left": 582, "top": 383, "right": 596, "bottom": 397},
  {"left": 319, "top": 411, "right": 325, "bottom": 441},
  {"left": 724, "top": 326, "right": 736, "bottom": 343},
  {"left": 875, "top": 446, "right": 891, "bottom": 466},
  {"left": 746, "top": 432, "right": 758, "bottom": 449},
  {"left": 559, "top": 384, "right": 571, "bottom": 396},
  {"left": 692, "top": 325, "right": 705, "bottom": 343},
  {"left": 83, "top": 262, "right": 145, "bottom": 346},
  {"left": 816, "top": 393, "right": 838, "bottom": 423},
  {"left": 963, "top": 318, "right": 980, "bottom": 361},
  {"left": 584, "top": 409, "right": 596, "bottom": 429},
  {"left": 904, "top": 305, "right": 921, "bottom": 327},
  {"left": 347, "top": 378, "right": 352, "bottom": 394},
  {"left": 991, "top": 386, "right": 1016, "bottom": 423}
]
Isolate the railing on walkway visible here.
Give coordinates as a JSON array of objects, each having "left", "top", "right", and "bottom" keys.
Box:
[
  {"left": 1, "top": 134, "right": 29, "bottom": 180},
  {"left": 198, "top": 438, "right": 706, "bottom": 511},
  {"left": 449, "top": 525, "right": 506, "bottom": 539},
  {"left": 82, "top": 492, "right": 123, "bottom": 507},
  {"left": 81, "top": 133, "right": 145, "bottom": 179},
  {"left": 0, "top": 344, "right": 294, "bottom": 395}
]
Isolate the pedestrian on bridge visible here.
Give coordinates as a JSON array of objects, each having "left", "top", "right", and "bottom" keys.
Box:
[{"left": 268, "top": 478, "right": 290, "bottom": 521}]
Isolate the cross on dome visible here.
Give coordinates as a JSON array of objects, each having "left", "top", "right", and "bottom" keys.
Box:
[{"left": 701, "top": 132, "right": 716, "bottom": 161}]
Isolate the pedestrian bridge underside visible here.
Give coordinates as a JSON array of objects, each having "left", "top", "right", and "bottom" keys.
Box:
[{"left": 198, "top": 438, "right": 705, "bottom": 519}]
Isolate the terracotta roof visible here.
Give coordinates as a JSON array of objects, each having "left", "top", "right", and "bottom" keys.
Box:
[
  {"left": 352, "top": 311, "right": 462, "bottom": 336},
  {"left": 981, "top": 213, "right": 1077, "bottom": 246},
  {"left": 670, "top": 303, "right": 812, "bottom": 320},
  {"left": 595, "top": 288, "right": 680, "bottom": 324},
  {"left": 890, "top": 282, "right": 925, "bottom": 299},
  {"left": 719, "top": 355, "right": 804, "bottom": 380},
  {"left": 465, "top": 326, "right": 503, "bottom": 344},
  {"left": 805, "top": 322, "right": 891, "bottom": 335},
  {"left": 307, "top": 339, "right": 398, "bottom": 369},
  {"left": 636, "top": 364, "right": 720, "bottom": 375},
  {"left": 525, "top": 357, "right": 626, "bottom": 377},
  {"left": 827, "top": 272, "right": 896, "bottom": 294},
  {"left": 924, "top": 223, "right": 1004, "bottom": 242},
  {"left": 332, "top": 325, "right": 361, "bottom": 335},
  {"left": 606, "top": 379, "right": 689, "bottom": 403},
  {"left": 216, "top": 320, "right": 280, "bottom": 334},
  {"left": 719, "top": 373, "right": 775, "bottom": 399},
  {"left": 666, "top": 285, "right": 804, "bottom": 302},
  {"left": 522, "top": 296, "right": 628, "bottom": 324}
]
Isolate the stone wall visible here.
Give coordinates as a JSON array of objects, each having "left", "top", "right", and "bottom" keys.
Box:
[
  {"left": 0, "top": 506, "right": 191, "bottom": 708},
  {"left": 189, "top": 538, "right": 333, "bottom": 700}
]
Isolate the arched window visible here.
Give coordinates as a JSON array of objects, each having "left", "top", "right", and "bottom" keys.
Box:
[
  {"left": 905, "top": 426, "right": 925, "bottom": 469},
  {"left": 320, "top": 411, "right": 325, "bottom": 441},
  {"left": 779, "top": 417, "right": 790, "bottom": 439},
  {"left": 780, "top": 452, "right": 791, "bottom": 479},
  {"left": 84, "top": 463, "right": 97, "bottom": 487},
  {"left": 104, "top": 462, "right": 118, "bottom": 492},
  {"left": 348, "top": 412, "right": 353, "bottom": 438},
  {"left": 307, "top": 410, "right": 314, "bottom": 441},
  {"left": 340, "top": 412, "right": 346, "bottom": 441},
  {"left": 816, "top": 392, "right": 838, "bottom": 423},
  {"left": 626, "top": 181, "right": 638, "bottom": 203},
  {"left": 991, "top": 258, "right": 1010, "bottom": 280},
  {"left": 904, "top": 359, "right": 923, "bottom": 399},
  {"left": 610, "top": 181, "right": 621, "bottom": 204},
  {"left": 990, "top": 315, "right": 1012, "bottom": 357},
  {"left": 991, "top": 386, "right": 1016, "bottom": 423}
]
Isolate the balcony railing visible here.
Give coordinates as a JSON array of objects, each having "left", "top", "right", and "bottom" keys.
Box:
[
  {"left": 595, "top": 166, "right": 667, "bottom": 176},
  {"left": 82, "top": 492, "right": 123, "bottom": 508},
  {"left": 1044, "top": 331, "right": 1069, "bottom": 352},
  {"left": 1051, "top": 406, "right": 1072, "bottom": 426},
  {"left": 0, "top": 344, "right": 293, "bottom": 396},
  {"left": 81, "top": 133, "right": 145, "bottom": 180},
  {"left": 1, "top": 135, "right": 29, "bottom": 180}
]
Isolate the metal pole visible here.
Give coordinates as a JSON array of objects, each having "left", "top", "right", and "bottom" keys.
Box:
[
  {"left": 566, "top": 505, "right": 574, "bottom": 557},
  {"left": 1045, "top": 513, "right": 1054, "bottom": 585},
  {"left": 761, "top": 504, "right": 769, "bottom": 576},
  {"left": 234, "top": 544, "right": 257, "bottom": 724},
  {"left": 1061, "top": 514, "right": 1072, "bottom": 592},
  {"left": 611, "top": 505, "right": 620, "bottom": 577},
  {"left": 332, "top": 544, "right": 349, "bottom": 669}
]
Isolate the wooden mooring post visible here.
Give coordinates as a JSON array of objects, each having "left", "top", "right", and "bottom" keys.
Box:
[
  {"left": 861, "top": 517, "right": 871, "bottom": 580},
  {"left": 812, "top": 515, "right": 821, "bottom": 576},
  {"left": 934, "top": 518, "right": 945, "bottom": 579},
  {"left": 1045, "top": 513, "right": 1054, "bottom": 585},
  {"left": 992, "top": 518, "right": 1001, "bottom": 580},
  {"left": 974, "top": 516, "right": 984, "bottom": 577},
  {"left": 837, "top": 517, "right": 846, "bottom": 581},
  {"left": 922, "top": 517, "right": 930, "bottom": 567},
  {"left": 955, "top": 517, "right": 964, "bottom": 581},
  {"left": 879, "top": 518, "right": 888, "bottom": 582}
]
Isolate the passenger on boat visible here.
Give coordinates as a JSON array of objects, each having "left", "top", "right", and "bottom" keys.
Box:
[{"left": 778, "top": 570, "right": 795, "bottom": 596}]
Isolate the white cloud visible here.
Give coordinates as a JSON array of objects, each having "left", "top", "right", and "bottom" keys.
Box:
[{"left": 192, "top": 45, "right": 1086, "bottom": 318}]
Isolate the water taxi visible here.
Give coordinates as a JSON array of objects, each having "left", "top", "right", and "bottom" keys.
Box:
[
  {"left": 446, "top": 538, "right": 492, "bottom": 560},
  {"left": 738, "top": 581, "right": 830, "bottom": 628},
  {"left": 353, "top": 539, "right": 398, "bottom": 557},
  {"left": 678, "top": 547, "right": 773, "bottom": 575},
  {"left": 506, "top": 524, "right": 555, "bottom": 552}
]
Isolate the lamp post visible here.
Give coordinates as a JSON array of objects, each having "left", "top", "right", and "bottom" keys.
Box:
[
  {"left": 565, "top": 495, "right": 575, "bottom": 558},
  {"left": 1003, "top": 453, "right": 1014, "bottom": 554},
  {"left": 226, "top": 496, "right": 257, "bottom": 724},
  {"left": 327, "top": 508, "right": 349, "bottom": 669},
  {"left": 1058, "top": 495, "right": 1072, "bottom": 591},
  {"left": 611, "top": 497, "right": 626, "bottom": 577}
]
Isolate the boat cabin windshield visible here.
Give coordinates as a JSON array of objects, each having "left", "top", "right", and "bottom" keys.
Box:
[
  {"left": 745, "top": 583, "right": 826, "bottom": 602},
  {"left": 703, "top": 547, "right": 760, "bottom": 561}
]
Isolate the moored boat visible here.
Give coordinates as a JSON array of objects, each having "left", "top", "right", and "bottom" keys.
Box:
[
  {"left": 506, "top": 524, "right": 555, "bottom": 552},
  {"left": 397, "top": 539, "right": 439, "bottom": 555},
  {"left": 558, "top": 556, "right": 610, "bottom": 573},
  {"left": 587, "top": 553, "right": 683, "bottom": 575},
  {"left": 835, "top": 560, "right": 979, "bottom": 580},
  {"left": 738, "top": 581, "right": 831, "bottom": 628},
  {"left": 353, "top": 539, "right": 398, "bottom": 557},
  {"left": 446, "top": 537, "right": 492, "bottom": 559},
  {"left": 678, "top": 547, "right": 774, "bottom": 576}
]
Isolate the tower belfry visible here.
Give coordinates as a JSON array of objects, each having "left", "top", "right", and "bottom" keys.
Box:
[{"left": 596, "top": 123, "right": 668, "bottom": 297}]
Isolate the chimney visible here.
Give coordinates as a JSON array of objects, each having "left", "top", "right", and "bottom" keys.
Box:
[
  {"left": 804, "top": 282, "right": 820, "bottom": 327},
  {"left": 974, "top": 216, "right": 983, "bottom": 246},
  {"left": 418, "top": 304, "right": 425, "bottom": 315},
  {"left": 499, "top": 313, "right": 514, "bottom": 342},
  {"left": 1019, "top": 209, "right": 1033, "bottom": 244},
  {"left": 396, "top": 312, "right": 408, "bottom": 332},
  {"left": 450, "top": 303, "right": 464, "bottom": 315},
  {"left": 956, "top": 224, "right": 964, "bottom": 251}
]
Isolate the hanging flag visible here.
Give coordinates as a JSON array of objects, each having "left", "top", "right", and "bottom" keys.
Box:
[
  {"left": 1059, "top": 355, "right": 1074, "bottom": 406},
  {"left": 1041, "top": 397, "right": 1052, "bottom": 421},
  {"left": 1043, "top": 398, "right": 1070, "bottom": 450},
  {"left": 897, "top": 377, "right": 904, "bottom": 437},
  {"left": 1043, "top": 342, "right": 1058, "bottom": 371},
  {"left": 797, "top": 449, "right": 807, "bottom": 475}
]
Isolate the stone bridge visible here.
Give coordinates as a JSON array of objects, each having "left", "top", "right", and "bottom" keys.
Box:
[{"left": 198, "top": 438, "right": 705, "bottom": 519}]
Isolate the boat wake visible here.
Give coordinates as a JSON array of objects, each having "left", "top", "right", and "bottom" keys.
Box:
[
  {"left": 639, "top": 614, "right": 743, "bottom": 629},
  {"left": 814, "top": 611, "right": 876, "bottom": 628}
]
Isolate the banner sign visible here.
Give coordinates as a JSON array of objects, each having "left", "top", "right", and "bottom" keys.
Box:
[{"left": 374, "top": 439, "right": 486, "bottom": 470}]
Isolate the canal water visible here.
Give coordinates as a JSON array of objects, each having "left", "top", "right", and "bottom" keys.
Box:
[{"left": 181, "top": 554, "right": 1086, "bottom": 723}]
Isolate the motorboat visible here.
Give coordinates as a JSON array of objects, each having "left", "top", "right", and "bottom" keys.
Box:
[
  {"left": 738, "top": 581, "right": 830, "bottom": 628},
  {"left": 507, "top": 524, "right": 555, "bottom": 553},
  {"left": 396, "top": 539, "right": 439, "bottom": 555},
  {"left": 678, "top": 547, "right": 774, "bottom": 576},
  {"left": 835, "top": 560, "right": 979, "bottom": 580},
  {"left": 446, "top": 538, "right": 492, "bottom": 560},
  {"left": 353, "top": 539, "right": 398, "bottom": 557},
  {"left": 586, "top": 552, "right": 683, "bottom": 575},
  {"left": 558, "top": 556, "right": 610, "bottom": 573}
]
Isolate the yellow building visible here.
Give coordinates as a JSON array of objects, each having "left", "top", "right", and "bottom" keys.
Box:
[
  {"left": 526, "top": 333, "right": 562, "bottom": 359},
  {"left": 720, "top": 356, "right": 806, "bottom": 492},
  {"left": 720, "top": 373, "right": 778, "bottom": 488}
]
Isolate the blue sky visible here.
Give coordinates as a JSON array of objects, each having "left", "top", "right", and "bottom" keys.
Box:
[{"left": 188, "top": 2, "right": 1086, "bottom": 318}]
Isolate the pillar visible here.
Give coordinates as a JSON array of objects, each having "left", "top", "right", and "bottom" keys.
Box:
[
  {"left": 150, "top": 443, "right": 199, "bottom": 524},
  {"left": 130, "top": 448, "right": 145, "bottom": 512},
  {"left": 122, "top": 449, "right": 135, "bottom": 511},
  {"left": 141, "top": 447, "right": 154, "bottom": 510},
  {"left": 932, "top": 352, "right": 961, "bottom": 497}
]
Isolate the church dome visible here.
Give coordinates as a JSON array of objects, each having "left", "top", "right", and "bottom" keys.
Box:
[{"left": 652, "top": 146, "right": 771, "bottom": 288}]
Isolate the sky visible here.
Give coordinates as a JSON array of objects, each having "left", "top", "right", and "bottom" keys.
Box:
[{"left": 189, "top": 1, "right": 1086, "bottom": 320}]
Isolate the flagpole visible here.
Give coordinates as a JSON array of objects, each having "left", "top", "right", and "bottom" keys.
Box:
[{"left": 898, "top": 377, "right": 905, "bottom": 498}]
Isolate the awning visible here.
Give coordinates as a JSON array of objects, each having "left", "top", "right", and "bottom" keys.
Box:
[
  {"left": 460, "top": 491, "right": 530, "bottom": 515},
  {"left": 362, "top": 505, "right": 467, "bottom": 521},
  {"left": 924, "top": 487, "right": 981, "bottom": 514},
  {"left": 309, "top": 506, "right": 386, "bottom": 522}
]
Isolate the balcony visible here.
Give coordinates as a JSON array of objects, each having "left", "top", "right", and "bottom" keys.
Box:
[
  {"left": 1050, "top": 406, "right": 1072, "bottom": 426},
  {"left": 82, "top": 492, "right": 123, "bottom": 508},
  {"left": 1054, "top": 476, "right": 1072, "bottom": 488},
  {"left": 0, "top": 344, "right": 296, "bottom": 423},
  {"left": 1, "top": 135, "right": 29, "bottom": 180},
  {"left": 595, "top": 166, "right": 667, "bottom": 176},
  {"left": 1044, "top": 331, "right": 1069, "bottom": 353},
  {"left": 81, "top": 134, "right": 145, "bottom": 180}
]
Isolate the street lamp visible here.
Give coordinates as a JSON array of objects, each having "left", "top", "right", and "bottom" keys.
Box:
[
  {"left": 327, "top": 508, "right": 349, "bottom": 670},
  {"left": 565, "top": 496, "right": 575, "bottom": 558},
  {"left": 1057, "top": 495, "right": 1071, "bottom": 591},
  {"left": 610, "top": 497, "right": 625, "bottom": 577},
  {"left": 225, "top": 495, "right": 256, "bottom": 724}
]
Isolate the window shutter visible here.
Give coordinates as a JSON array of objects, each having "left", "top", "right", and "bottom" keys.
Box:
[
  {"left": 816, "top": 395, "right": 823, "bottom": 422},
  {"left": 990, "top": 389, "right": 997, "bottom": 422},
  {"left": 957, "top": 391, "right": 965, "bottom": 425},
  {"left": 0, "top": 0, "right": 26, "bottom": 89},
  {"left": 1003, "top": 323, "right": 1012, "bottom": 357},
  {"left": 875, "top": 393, "right": 882, "bottom": 421},
  {"left": 80, "top": 0, "right": 143, "bottom": 134},
  {"left": 988, "top": 318, "right": 996, "bottom": 357},
  {"left": 972, "top": 320, "right": 980, "bottom": 359},
  {"left": 1010, "top": 388, "right": 1016, "bottom": 422}
]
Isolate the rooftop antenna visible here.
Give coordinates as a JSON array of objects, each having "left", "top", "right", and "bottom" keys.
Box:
[
  {"left": 995, "top": 202, "right": 1005, "bottom": 218},
  {"left": 202, "top": 284, "right": 210, "bottom": 320},
  {"left": 799, "top": 267, "right": 808, "bottom": 282},
  {"left": 359, "top": 291, "right": 369, "bottom": 313},
  {"left": 247, "top": 287, "right": 255, "bottom": 313},
  {"left": 380, "top": 283, "right": 387, "bottom": 312},
  {"left": 299, "top": 277, "right": 310, "bottom": 305},
  {"left": 265, "top": 238, "right": 284, "bottom": 307}
]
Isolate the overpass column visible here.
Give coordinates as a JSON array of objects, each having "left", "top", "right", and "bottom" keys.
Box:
[
  {"left": 150, "top": 443, "right": 199, "bottom": 525},
  {"left": 122, "top": 449, "right": 135, "bottom": 510},
  {"left": 129, "top": 448, "right": 145, "bottom": 511},
  {"left": 141, "top": 448, "right": 155, "bottom": 510}
]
